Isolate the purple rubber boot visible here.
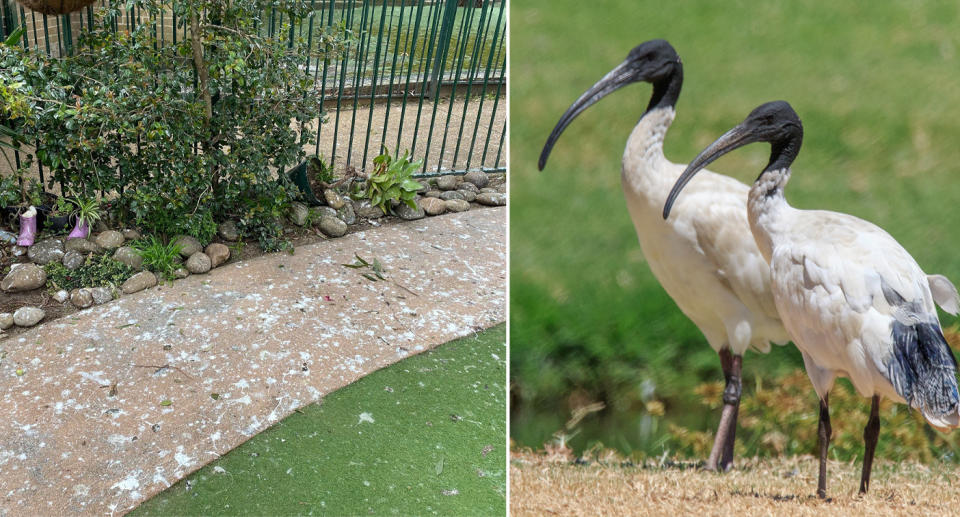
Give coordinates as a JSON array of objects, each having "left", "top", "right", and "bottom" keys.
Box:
[
  {"left": 17, "top": 206, "right": 37, "bottom": 246},
  {"left": 67, "top": 218, "right": 90, "bottom": 239}
]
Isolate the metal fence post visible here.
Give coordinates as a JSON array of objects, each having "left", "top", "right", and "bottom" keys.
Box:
[{"left": 426, "top": 0, "right": 457, "bottom": 100}]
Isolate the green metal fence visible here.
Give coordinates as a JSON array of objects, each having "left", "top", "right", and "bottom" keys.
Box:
[{"left": 0, "top": 0, "right": 506, "bottom": 183}]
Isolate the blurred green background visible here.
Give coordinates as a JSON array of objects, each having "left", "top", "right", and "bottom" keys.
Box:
[{"left": 510, "top": 0, "right": 960, "bottom": 462}]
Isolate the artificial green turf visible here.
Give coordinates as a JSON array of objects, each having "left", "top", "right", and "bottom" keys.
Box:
[
  {"left": 132, "top": 324, "right": 506, "bottom": 516},
  {"left": 511, "top": 0, "right": 960, "bottom": 457}
]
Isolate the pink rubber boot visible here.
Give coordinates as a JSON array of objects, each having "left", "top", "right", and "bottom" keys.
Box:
[
  {"left": 17, "top": 206, "right": 37, "bottom": 246},
  {"left": 67, "top": 218, "right": 90, "bottom": 239}
]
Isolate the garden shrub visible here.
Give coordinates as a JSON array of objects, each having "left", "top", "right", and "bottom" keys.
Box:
[
  {"left": 669, "top": 369, "right": 960, "bottom": 463},
  {"left": 44, "top": 253, "right": 135, "bottom": 292},
  {"left": 1, "top": 0, "right": 350, "bottom": 251}
]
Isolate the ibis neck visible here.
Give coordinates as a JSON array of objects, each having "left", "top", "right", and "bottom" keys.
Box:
[
  {"left": 645, "top": 64, "right": 683, "bottom": 115},
  {"left": 622, "top": 106, "right": 676, "bottom": 196},
  {"left": 747, "top": 167, "right": 792, "bottom": 261}
]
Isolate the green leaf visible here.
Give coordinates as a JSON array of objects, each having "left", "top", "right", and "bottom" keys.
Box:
[
  {"left": 160, "top": 399, "right": 172, "bottom": 406},
  {"left": 3, "top": 27, "right": 24, "bottom": 46}
]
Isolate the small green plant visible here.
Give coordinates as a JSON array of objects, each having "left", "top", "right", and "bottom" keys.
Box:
[
  {"left": 65, "top": 195, "right": 102, "bottom": 228},
  {"left": 357, "top": 149, "right": 423, "bottom": 214},
  {"left": 226, "top": 239, "right": 246, "bottom": 258},
  {"left": 44, "top": 253, "right": 135, "bottom": 291},
  {"left": 132, "top": 236, "right": 183, "bottom": 281},
  {"left": 309, "top": 155, "right": 335, "bottom": 185},
  {"left": 25, "top": 179, "right": 43, "bottom": 207},
  {"left": 0, "top": 174, "right": 18, "bottom": 209}
]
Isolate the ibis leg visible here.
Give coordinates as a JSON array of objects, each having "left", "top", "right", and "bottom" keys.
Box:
[
  {"left": 705, "top": 349, "right": 742, "bottom": 472},
  {"left": 720, "top": 354, "right": 743, "bottom": 470},
  {"left": 859, "top": 395, "right": 880, "bottom": 494},
  {"left": 817, "top": 395, "right": 832, "bottom": 499}
]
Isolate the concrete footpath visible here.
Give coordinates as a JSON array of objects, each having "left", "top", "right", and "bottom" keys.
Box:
[{"left": 0, "top": 207, "right": 505, "bottom": 516}]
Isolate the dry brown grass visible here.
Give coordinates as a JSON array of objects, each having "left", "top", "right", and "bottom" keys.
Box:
[{"left": 510, "top": 449, "right": 960, "bottom": 516}]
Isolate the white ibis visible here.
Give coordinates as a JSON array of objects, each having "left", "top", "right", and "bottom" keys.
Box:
[
  {"left": 663, "top": 100, "right": 960, "bottom": 497},
  {"left": 539, "top": 39, "right": 790, "bottom": 472}
]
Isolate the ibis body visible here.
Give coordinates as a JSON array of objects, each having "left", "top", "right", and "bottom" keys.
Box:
[
  {"left": 539, "top": 40, "right": 789, "bottom": 471},
  {"left": 663, "top": 100, "right": 960, "bottom": 497}
]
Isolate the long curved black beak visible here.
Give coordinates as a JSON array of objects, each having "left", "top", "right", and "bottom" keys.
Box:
[
  {"left": 662, "top": 123, "right": 755, "bottom": 219},
  {"left": 538, "top": 60, "right": 638, "bottom": 171}
]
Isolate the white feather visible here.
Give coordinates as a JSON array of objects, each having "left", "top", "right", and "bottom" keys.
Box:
[{"left": 621, "top": 107, "right": 788, "bottom": 355}]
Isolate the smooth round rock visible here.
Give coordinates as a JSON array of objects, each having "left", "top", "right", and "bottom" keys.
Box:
[
  {"left": 218, "top": 220, "right": 240, "bottom": 242},
  {"left": 173, "top": 235, "right": 202, "bottom": 258},
  {"left": 95, "top": 230, "right": 125, "bottom": 250},
  {"left": 113, "top": 246, "right": 143, "bottom": 270},
  {"left": 173, "top": 267, "right": 190, "bottom": 279},
  {"left": 337, "top": 203, "right": 357, "bottom": 225},
  {"left": 121, "top": 228, "right": 141, "bottom": 241},
  {"left": 53, "top": 290, "right": 69, "bottom": 303},
  {"left": 440, "top": 190, "right": 465, "bottom": 201},
  {"left": 186, "top": 252, "right": 212, "bottom": 274},
  {"left": 122, "top": 271, "right": 158, "bottom": 294},
  {"left": 13, "top": 306, "right": 45, "bottom": 327},
  {"left": 288, "top": 202, "right": 310, "bottom": 226},
  {"left": 457, "top": 189, "right": 477, "bottom": 202},
  {"left": 457, "top": 181, "right": 480, "bottom": 194},
  {"left": 319, "top": 216, "right": 348, "bottom": 238},
  {"left": 65, "top": 238, "right": 101, "bottom": 254},
  {"left": 70, "top": 288, "right": 94, "bottom": 309},
  {"left": 311, "top": 206, "right": 338, "bottom": 221},
  {"left": 90, "top": 287, "right": 114, "bottom": 305},
  {"left": 479, "top": 187, "right": 497, "bottom": 194},
  {"left": 463, "top": 170, "right": 489, "bottom": 189},
  {"left": 420, "top": 197, "right": 447, "bottom": 216},
  {"left": 354, "top": 200, "right": 385, "bottom": 219},
  {"left": 27, "top": 238, "right": 65, "bottom": 265},
  {"left": 324, "top": 190, "right": 346, "bottom": 209},
  {"left": 0, "top": 313, "right": 12, "bottom": 330},
  {"left": 395, "top": 201, "right": 425, "bottom": 221},
  {"left": 205, "top": 243, "right": 230, "bottom": 268},
  {"left": 444, "top": 199, "right": 471, "bottom": 213},
  {"left": 476, "top": 192, "right": 507, "bottom": 206},
  {"left": 436, "top": 175, "right": 459, "bottom": 191},
  {"left": 424, "top": 190, "right": 443, "bottom": 199},
  {"left": 1, "top": 263, "right": 46, "bottom": 293},
  {"left": 62, "top": 250, "right": 86, "bottom": 270}
]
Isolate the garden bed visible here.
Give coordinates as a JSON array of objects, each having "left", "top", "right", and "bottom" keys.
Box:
[{"left": 0, "top": 172, "right": 506, "bottom": 339}]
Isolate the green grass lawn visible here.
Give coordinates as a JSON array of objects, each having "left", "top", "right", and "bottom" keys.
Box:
[
  {"left": 303, "top": 3, "right": 505, "bottom": 80},
  {"left": 132, "top": 324, "right": 506, "bottom": 516},
  {"left": 511, "top": 0, "right": 960, "bottom": 459}
]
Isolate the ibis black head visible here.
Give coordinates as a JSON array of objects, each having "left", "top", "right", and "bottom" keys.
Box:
[
  {"left": 538, "top": 39, "right": 683, "bottom": 170},
  {"left": 662, "top": 101, "right": 803, "bottom": 219}
]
